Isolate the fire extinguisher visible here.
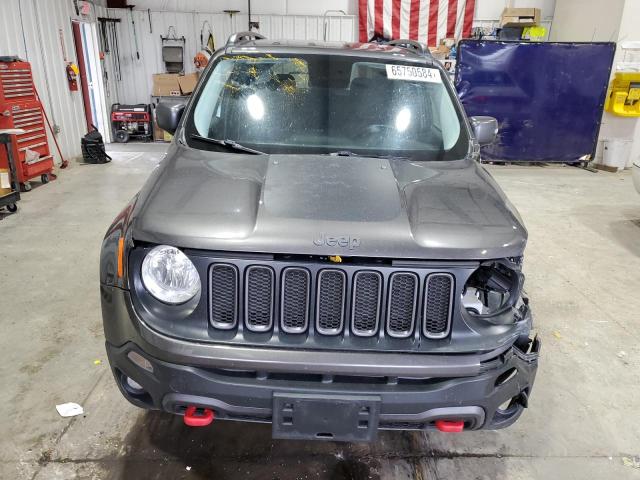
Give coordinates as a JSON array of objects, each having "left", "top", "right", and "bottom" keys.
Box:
[{"left": 66, "top": 62, "right": 79, "bottom": 91}]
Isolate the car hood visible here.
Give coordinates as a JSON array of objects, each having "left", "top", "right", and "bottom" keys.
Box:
[{"left": 132, "top": 145, "right": 527, "bottom": 260}]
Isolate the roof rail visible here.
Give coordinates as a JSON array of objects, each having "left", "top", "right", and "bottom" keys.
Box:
[
  {"left": 226, "top": 31, "right": 266, "bottom": 47},
  {"left": 387, "top": 39, "right": 432, "bottom": 58}
]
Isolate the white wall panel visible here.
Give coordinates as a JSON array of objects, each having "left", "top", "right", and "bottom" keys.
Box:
[
  {"left": 287, "top": 0, "right": 357, "bottom": 16},
  {"left": 0, "top": 0, "right": 91, "bottom": 163},
  {"left": 0, "top": 1, "right": 28, "bottom": 59},
  {"left": 548, "top": 0, "right": 623, "bottom": 42}
]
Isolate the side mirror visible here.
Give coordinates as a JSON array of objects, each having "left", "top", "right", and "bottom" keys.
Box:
[
  {"left": 470, "top": 116, "right": 498, "bottom": 146},
  {"left": 156, "top": 101, "right": 186, "bottom": 135}
]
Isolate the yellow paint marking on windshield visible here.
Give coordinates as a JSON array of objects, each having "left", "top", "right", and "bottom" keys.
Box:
[
  {"left": 223, "top": 83, "right": 240, "bottom": 92},
  {"left": 223, "top": 54, "right": 279, "bottom": 61},
  {"left": 282, "top": 83, "right": 297, "bottom": 95},
  {"left": 291, "top": 58, "right": 306, "bottom": 70}
]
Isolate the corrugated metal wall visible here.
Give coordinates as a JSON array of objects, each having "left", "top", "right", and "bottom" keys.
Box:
[
  {"left": 102, "top": 9, "right": 357, "bottom": 105},
  {"left": 0, "top": 0, "right": 89, "bottom": 162}
]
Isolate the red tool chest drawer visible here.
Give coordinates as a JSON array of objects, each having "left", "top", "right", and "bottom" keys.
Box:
[
  {"left": 0, "top": 59, "right": 53, "bottom": 186},
  {"left": 0, "top": 61, "right": 36, "bottom": 103},
  {"left": 0, "top": 101, "right": 53, "bottom": 184}
]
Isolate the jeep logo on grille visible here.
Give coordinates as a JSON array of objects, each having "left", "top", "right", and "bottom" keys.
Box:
[{"left": 313, "top": 234, "right": 361, "bottom": 250}]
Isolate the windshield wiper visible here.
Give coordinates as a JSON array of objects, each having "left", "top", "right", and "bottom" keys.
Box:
[
  {"left": 189, "top": 134, "right": 265, "bottom": 155},
  {"left": 329, "top": 150, "right": 408, "bottom": 160}
]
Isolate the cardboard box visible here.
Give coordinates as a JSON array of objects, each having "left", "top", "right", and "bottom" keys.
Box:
[
  {"left": 152, "top": 107, "right": 166, "bottom": 142},
  {"left": 0, "top": 168, "right": 11, "bottom": 198},
  {"left": 429, "top": 45, "right": 450, "bottom": 61},
  {"left": 153, "top": 72, "right": 199, "bottom": 97},
  {"left": 153, "top": 124, "right": 166, "bottom": 142},
  {"left": 177, "top": 72, "right": 199, "bottom": 95},
  {"left": 152, "top": 74, "right": 181, "bottom": 96},
  {"left": 500, "top": 8, "right": 540, "bottom": 28}
]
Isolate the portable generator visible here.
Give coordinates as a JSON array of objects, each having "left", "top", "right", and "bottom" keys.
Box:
[{"left": 110, "top": 103, "right": 152, "bottom": 143}]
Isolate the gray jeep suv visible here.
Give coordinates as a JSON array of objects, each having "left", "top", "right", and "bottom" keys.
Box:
[{"left": 100, "top": 33, "right": 540, "bottom": 442}]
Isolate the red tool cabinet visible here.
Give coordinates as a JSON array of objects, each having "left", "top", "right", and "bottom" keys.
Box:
[{"left": 0, "top": 60, "right": 54, "bottom": 187}]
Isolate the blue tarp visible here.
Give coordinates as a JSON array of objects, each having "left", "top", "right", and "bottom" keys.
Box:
[{"left": 455, "top": 41, "right": 615, "bottom": 162}]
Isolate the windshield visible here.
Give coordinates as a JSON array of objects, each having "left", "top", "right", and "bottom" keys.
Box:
[{"left": 186, "top": 53, "right": 469, "bottom": 160}]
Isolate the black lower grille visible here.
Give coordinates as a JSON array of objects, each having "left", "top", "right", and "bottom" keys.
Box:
[
  {"left": 245, "top": 266, "right": 274, "bottom": 332},
  {"left": 351, "top": 271, "right": 382, "bottom": 336},
  {"left": 423, "top": 273, "right": 454, "bottom": 338},
  {"left": 387, "top": 273, "right": 418, "bottom": 338},
  {"left": 281, "top": 268, "right": 310, "bottom": 333},
  {"left": 316, "top": 269, "right": 346, "bottom": 335},
  {"left": 210, "top": 264, "right": 238, "bottom": 329}
]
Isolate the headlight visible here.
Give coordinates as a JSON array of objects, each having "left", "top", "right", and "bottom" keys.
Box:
[
  {"left": 462, "top": 260, "right": 523, "bottom": 317},
  {"left": 141, "top": 245, "right": 201, "bottom": 304}
]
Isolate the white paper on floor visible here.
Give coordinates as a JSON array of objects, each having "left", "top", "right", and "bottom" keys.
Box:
[{"left": 55, "top": 402, "right": 84, "bottom": 417}]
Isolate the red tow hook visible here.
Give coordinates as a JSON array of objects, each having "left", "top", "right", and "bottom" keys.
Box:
[
  {"left": 183, "top": 406, "right": 215, "bottom": 427},
  {"left": 435, "top": 420, "right": 465, "bottom": 433}
]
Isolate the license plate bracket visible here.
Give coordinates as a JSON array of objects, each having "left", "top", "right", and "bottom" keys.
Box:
[{"left": 272, "top": 393, "right": 380, "bottom": 442}]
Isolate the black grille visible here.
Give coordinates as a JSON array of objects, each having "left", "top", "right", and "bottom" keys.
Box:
[
  {"left": 316, "top": 269, "right": 346, "bottom": 335},
  {"left": 281, "top": 268, "right": 310, "bottom": 333},
  {"left": 245, "top": 266, "right": 274, "bottom": 332},
  {"left": 206, "top": 260, "right": 458, "bottom": 345},
  {"left": 423, "top": 273, "right": 454, "bottom": 338},
  {"left": 351, "top": 271, "right": 382, "bottom": 336},
  {"left": 387, "top": 273, "right": 418, "bottom": 338},
  {"left": 210, "top": 264, "right": 238, "bottom": 329}
]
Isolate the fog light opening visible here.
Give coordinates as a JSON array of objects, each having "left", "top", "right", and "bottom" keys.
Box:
[
  {"left": 120, "top": 372, "right": 147, "bottom": 397},
  {"left": 125, "top": 376, "right": 144, "bottom": 393},
  {"left": 114, "top": 369, "right": 154, "bottom": 408}
]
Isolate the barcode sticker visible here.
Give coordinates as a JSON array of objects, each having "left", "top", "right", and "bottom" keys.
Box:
[{"left": 386, "top": 64, "right": 441, "bottom": 83}]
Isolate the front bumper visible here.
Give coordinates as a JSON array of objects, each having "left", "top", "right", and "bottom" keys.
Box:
[
  {"left": 102, "top": 285, "right": 540, "bottom": 438},
  {"left": 107, "top": 336, "right": 539, "bottom": 434}
]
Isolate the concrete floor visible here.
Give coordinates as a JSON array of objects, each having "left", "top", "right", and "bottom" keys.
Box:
[{"left": 1, "top": 143, "right": 640, "bottom": 479}]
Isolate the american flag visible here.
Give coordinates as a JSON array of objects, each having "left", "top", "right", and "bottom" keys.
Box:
[{"left": 358, "top": 0, "right": 476, "bottom": 46}]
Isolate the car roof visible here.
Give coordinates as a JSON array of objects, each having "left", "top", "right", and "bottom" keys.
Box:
[{"left": 226, "top": 39, "right": 434, "bottom": 64}]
